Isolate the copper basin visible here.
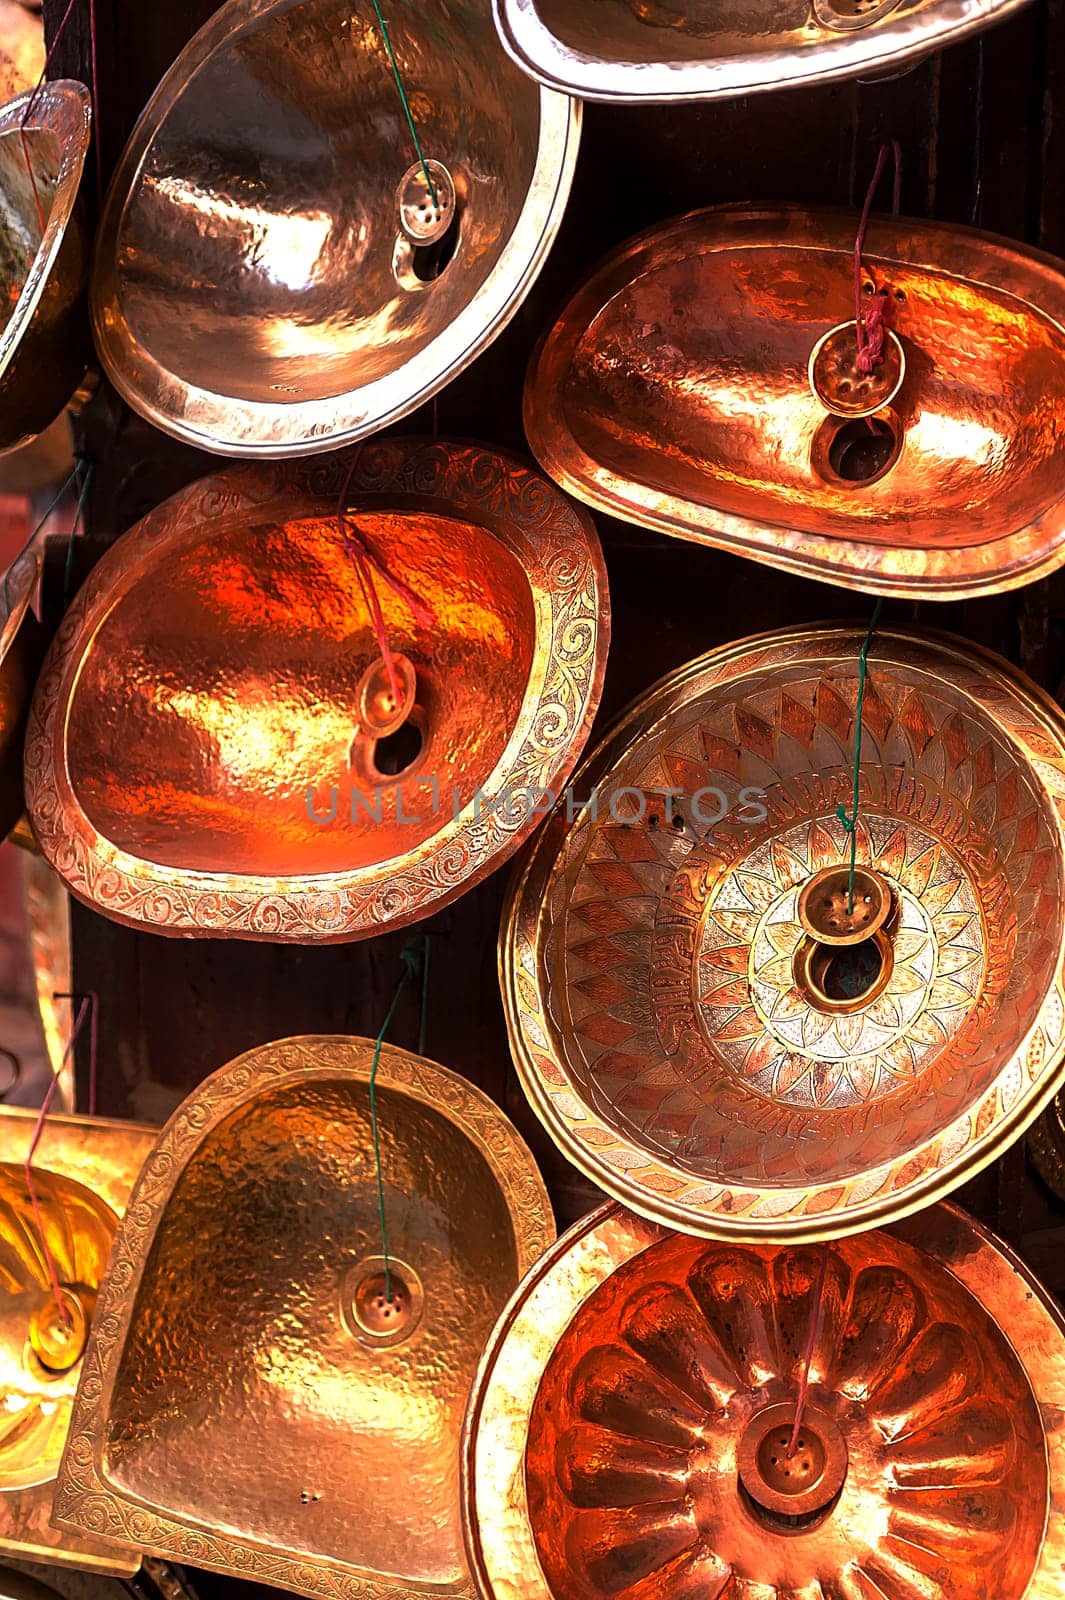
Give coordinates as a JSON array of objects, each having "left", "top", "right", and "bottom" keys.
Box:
[
  {"left": 24, "top": 439, "right": 608, "bottom": 941},
  {"left": 0, "top": 84, "right": 90, "bottom": 457},
  {"left": 0, "top": 1108, "right": 155, "bottom": 1573},
  {"left": 503, "top": 624, "right": 1065, "bottom": 1238},
  {"left": 53, "top": 1036, "right": 554, "bottom": 1600},
  {"left": 526, "top": 206, "right": 1065, "bottom": 599},
  {"left": 464, "top": 1201, "right": 1065, "bottom": 1600},
  {"left": 493, "top": 0, "right": 1031, "bottom": 101},
  {"left": 90, "top": 0, "right": 578, "bottom": 457}
]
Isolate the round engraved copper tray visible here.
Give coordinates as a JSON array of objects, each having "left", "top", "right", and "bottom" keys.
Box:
[
  {"left": 25, "top": 438, "right": 608, "bottom": 942},
  {"left": 503, "top": 624, "right": 1065, "bottom": 1239},
  {"left": 492, "top": 0, "right": 1030, "bottom": 102},
  {"left": 53, "top": 1036, "right": 554, "bottom": 1600},
  {"left": 525, "top": 205, "right": 1065, "bottom": 600},
  {"left": 0, "top": 83, "right": 89, "bottom": 456},
  {"left": 463, "top": 1201, "right": 1065, "bottom": 1600},
  {"left": 90, "top": 0, "right": 578, "bottom": 457}
]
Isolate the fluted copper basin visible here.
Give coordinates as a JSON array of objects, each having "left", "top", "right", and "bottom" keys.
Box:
[
  {"left": 0, "top": 84, "right": 89, "bottom": 457},
  {"left": 464, "top": 1201, "right": 1065, "bottom": 1600},
  {"left": 0, "top": 1108, "right": 154, "bottom": 1573},
  {"left": 91, "top": 0, "right": 578, "bottom": 457},
  {"left": 503, "top": 624, "right": 1065, "bottom": 1239},
  {"left": 493, "top": 0, "right": 1031, "bottom": 100},
  {"left": 53, "top": 1036, "right": 553, "bottom": 1600},
  {"left": 25, "top": 439, "right": 608, "bottom": 941},
  {"left": 527, "top": 206, "right": 1065, "bottom": 599}
]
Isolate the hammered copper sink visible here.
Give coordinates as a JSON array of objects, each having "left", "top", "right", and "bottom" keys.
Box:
[
  {"left": 463, "top": 1202, "right": 1065, "bottom": 1600},
  {"left": 0, "top": 1108, "right": 154, "bottom": 1573},
  {"left": 91, "top": 0, "right": 578, "bottom": 456},
  {"left": 503, "top": 624, "right": 1065, "bottom": 1239},
  {"left": 526, "top": 206, "right": 1065, "bottom": 599},
  {"left": 24, "top": 438, "right": 608, "bottom": 941},
  {"left": 493, "top": 0, "right": 1032, "bottom": 101},
  {"left": 52, "top": 1036, "right": 554, "bottom": 1600}
]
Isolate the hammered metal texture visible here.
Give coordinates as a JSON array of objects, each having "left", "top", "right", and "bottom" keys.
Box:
[
  {"left": 0, "top": 1109, "right": 155, "bottom": 1575},
  {"left": 464, "top": 1201, "right": 1065, "bottom": 1600},
  {"left": 53, "top": 1036, "right": 554, "bottom": 1600},
  {"left": 90, "top": 0, "right": 578, "bottom": 457},
  {"left": 502, "top": 624, "right": 1065, "bottom": 1239},
  {"left": 24, "top": 438, "right": 609, "bottom": 942},
  {"left": 0, "top": 84, "right": 89, "bottom": 456},
  {"left": 492, "top": 0, "right": 1031, "bottom": 101},
  {"left": 525, "top": 206, "right": 1065, "bottom": 600}
]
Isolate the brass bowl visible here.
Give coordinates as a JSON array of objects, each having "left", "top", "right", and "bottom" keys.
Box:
[
  {"left": 53, "top": 1035, "right": 554, "bottom": 1600},
  {"left": 90, "top": 0, "right": 578, "bottom": 457},
  {"left": 464, "top": 1200, "right": 1065, "bottom": 1600},
  {"left": 24, "top": 438, "right": 608, "bottom": 942},
  {"left": 0, "top": 84, "right": 90, "bottom": 457},
  {"left": 526, "top": 206, "right": 1065, "bottom": 600},
  {"left": 503, "top": 623, "right": 1065, "bottom": 1239},
  {"left": 492, "top": 0, "right": 1031, "bottom": 101},
  {"left": 0, "top": 1109, "right": 155, "bottom": 1574}
]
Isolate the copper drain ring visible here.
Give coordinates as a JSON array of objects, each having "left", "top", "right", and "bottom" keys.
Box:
[
  {"left": 343, "top": 1255, "right": 425, "bottom": 1348},
  {"left": 736, "top": 1402, "right": 849, "bottom": 1528},
  {"left": 28, "top": 1287, "right": 91, "bottom": 1374},
  {"left": 793, "top": 865, "right": 897, "bottom": 1013},
  {"left": 808, "top": 319, "right": 905, "bottom": 418},
  {"left": 798, "top": 865, "right": 893, "bottom": 945}
]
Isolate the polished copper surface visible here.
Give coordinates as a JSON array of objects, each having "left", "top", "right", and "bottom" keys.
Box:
[
  {"left": 53, "top": 1035, "right": 554, "bottom": 1600},
  {"left": 0, "top": 549, "right": 43, "bottom": 845},
  {"left": 0, "top": 1108, "right": 154, "bottom": 1574},
  {"left": 492, "top": 0, "right": 1031, "bottom": 101},
  {"left": 25, "top": 438, "right": 608, "bottom": 942},
  {"left": 0, "top": 84, "right": 89, "bottom": 457},
  {"left": 503, "top": 624, "right": 1065, "bottom": 1239},
  {"left": 464, "top": 1201, "right": 1065, "bottom": 1600},
  {"left": 90, "top": 0, "right": 578, "bottom": 458},
  {"left": 526, "top": 205, "right": 1065, "bottom": 599}
]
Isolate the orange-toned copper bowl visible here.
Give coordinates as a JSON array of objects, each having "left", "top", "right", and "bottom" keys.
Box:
[
  {"left": 24, "top": 438, "right": 608, "bottom": 942},
  {"left": 503, "top": 624, "right": 1065, "bottom": 1239},
  {"left": 463, "top": 1200, "right": 1065, "bottom": 1600},
  {"left": 90, "top": 0, "right": 578, "bottom": 457},
  {"left": 493, "top": 0, "right": 1031, "bottom": 101},
  {"left": 525, "top": 206, "right": 1065, "bottom": 600},
  {"left": 53, "top": 1036, "right": 554, "bottom": 1600},
  {"left": 0, "top": 83, "right": 90, "bottom": 457}
]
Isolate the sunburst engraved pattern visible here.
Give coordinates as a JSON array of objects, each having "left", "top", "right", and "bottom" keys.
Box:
[{"left": 524, "top": 1230, "right": 1047, "bottom": 1600}]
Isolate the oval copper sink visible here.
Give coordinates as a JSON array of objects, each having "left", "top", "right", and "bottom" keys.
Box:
[
  {"left": 526, "top": 206, "right": 1065, "bottom": 599},
  {"left": 25, "top": 439, "right": 608, "bottom": 941},
  {"left": 493, "top": 0, "right": 1031, "bottom": 101},
  {"left": 91, "top": 0, "right": 578, "bottom": 457},
  {"left": 0, "top": 1108, "right": 154, "bottom": 1574},
  {"left": 503, "top": 624, "right": 1065, "bottom": 1238},
  {"left": 465, "top": 1201, "right": 1065, "bottom": 1600},
  {"left": 0, "top": 83, "right": 90, "bottom": 456},
  {"left": 53, "top": 1036, "right": 554, "bottom": 1600}
]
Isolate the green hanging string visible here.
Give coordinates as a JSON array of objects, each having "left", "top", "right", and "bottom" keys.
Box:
[
  {"left": 63, "top": 461, "right": 93, "bottom": 604},
  {"left": 368, "top": 939, "right": 432, "bottom": 1303},
  {"left": 369, "top": 0, "right": 439, "bottom": 209},
  {"left": 835, "top": 599, "right": 883, "bottom": 914}
]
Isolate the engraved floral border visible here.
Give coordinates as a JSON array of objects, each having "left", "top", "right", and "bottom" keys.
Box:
[
  {"left": 25, "top": 439, "right": 609, "bottom": 942},
  {"left": 52, "top": 1035, "right": 555, "bottom": 1600},
  {"left": 503, "top": 626, "right": 1065, "bottom": 1240}
]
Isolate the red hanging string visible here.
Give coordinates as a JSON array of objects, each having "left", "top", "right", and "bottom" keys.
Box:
[
  {"left": 787, "top": 1245, "right": 829, "bottom": 1459},
  {"left": 853, "top": 140, "right": 902, "bottom": 376}
]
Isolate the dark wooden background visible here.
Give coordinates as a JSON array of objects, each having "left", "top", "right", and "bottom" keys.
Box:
[{"left": 37, "top": 0, "right": 1065, "bottom": 1409}]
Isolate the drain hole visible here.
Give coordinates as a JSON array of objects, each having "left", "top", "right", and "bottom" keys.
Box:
[
  {"left": 827, "top": 416, "right": 898, "bottom": 482},
  {"left": 819, "top": 938, "right": 884, "bottom": 1003},
  {"left": 411, "top": 211, "right": 460, "bottom": 282},
  {"left": 372, "top": 718, "right": 424, "bottom": 777}
]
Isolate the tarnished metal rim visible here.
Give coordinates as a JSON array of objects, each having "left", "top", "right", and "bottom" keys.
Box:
[
  {"left": 492, "top": 0, "right": 1033, "bottom": 103},
  {"left": 500, "top": 622, "right": 1065, "bottom": 1241}
]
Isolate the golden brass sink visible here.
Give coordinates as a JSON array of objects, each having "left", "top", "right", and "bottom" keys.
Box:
[
  {"left": 0, "top": 83, "right": 90, "bottom": 456},
  {"left": 493, "top": 0, "right": 1031, "bottom": 101},
  {"left": 24, "top": 438, "right": 608, "bottom": 941},
  {"left": 503, "top": 624, "right": 1065, "bottom": 1239},
  {"left": 53, "top": 1036, "right": 554, "bottom": 1600},
  {"left": 526, "top": 206, "right": 1065, "bottom": 599},
  {"left": 464, "top": 1201, "right": 1065, "bottom": 1600},
  {"left": 91, "top": 0, "right": 578, "bottom": 457},
  {"left": 0, "top": 1108, "right": 155, "bottom": 1573}
]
